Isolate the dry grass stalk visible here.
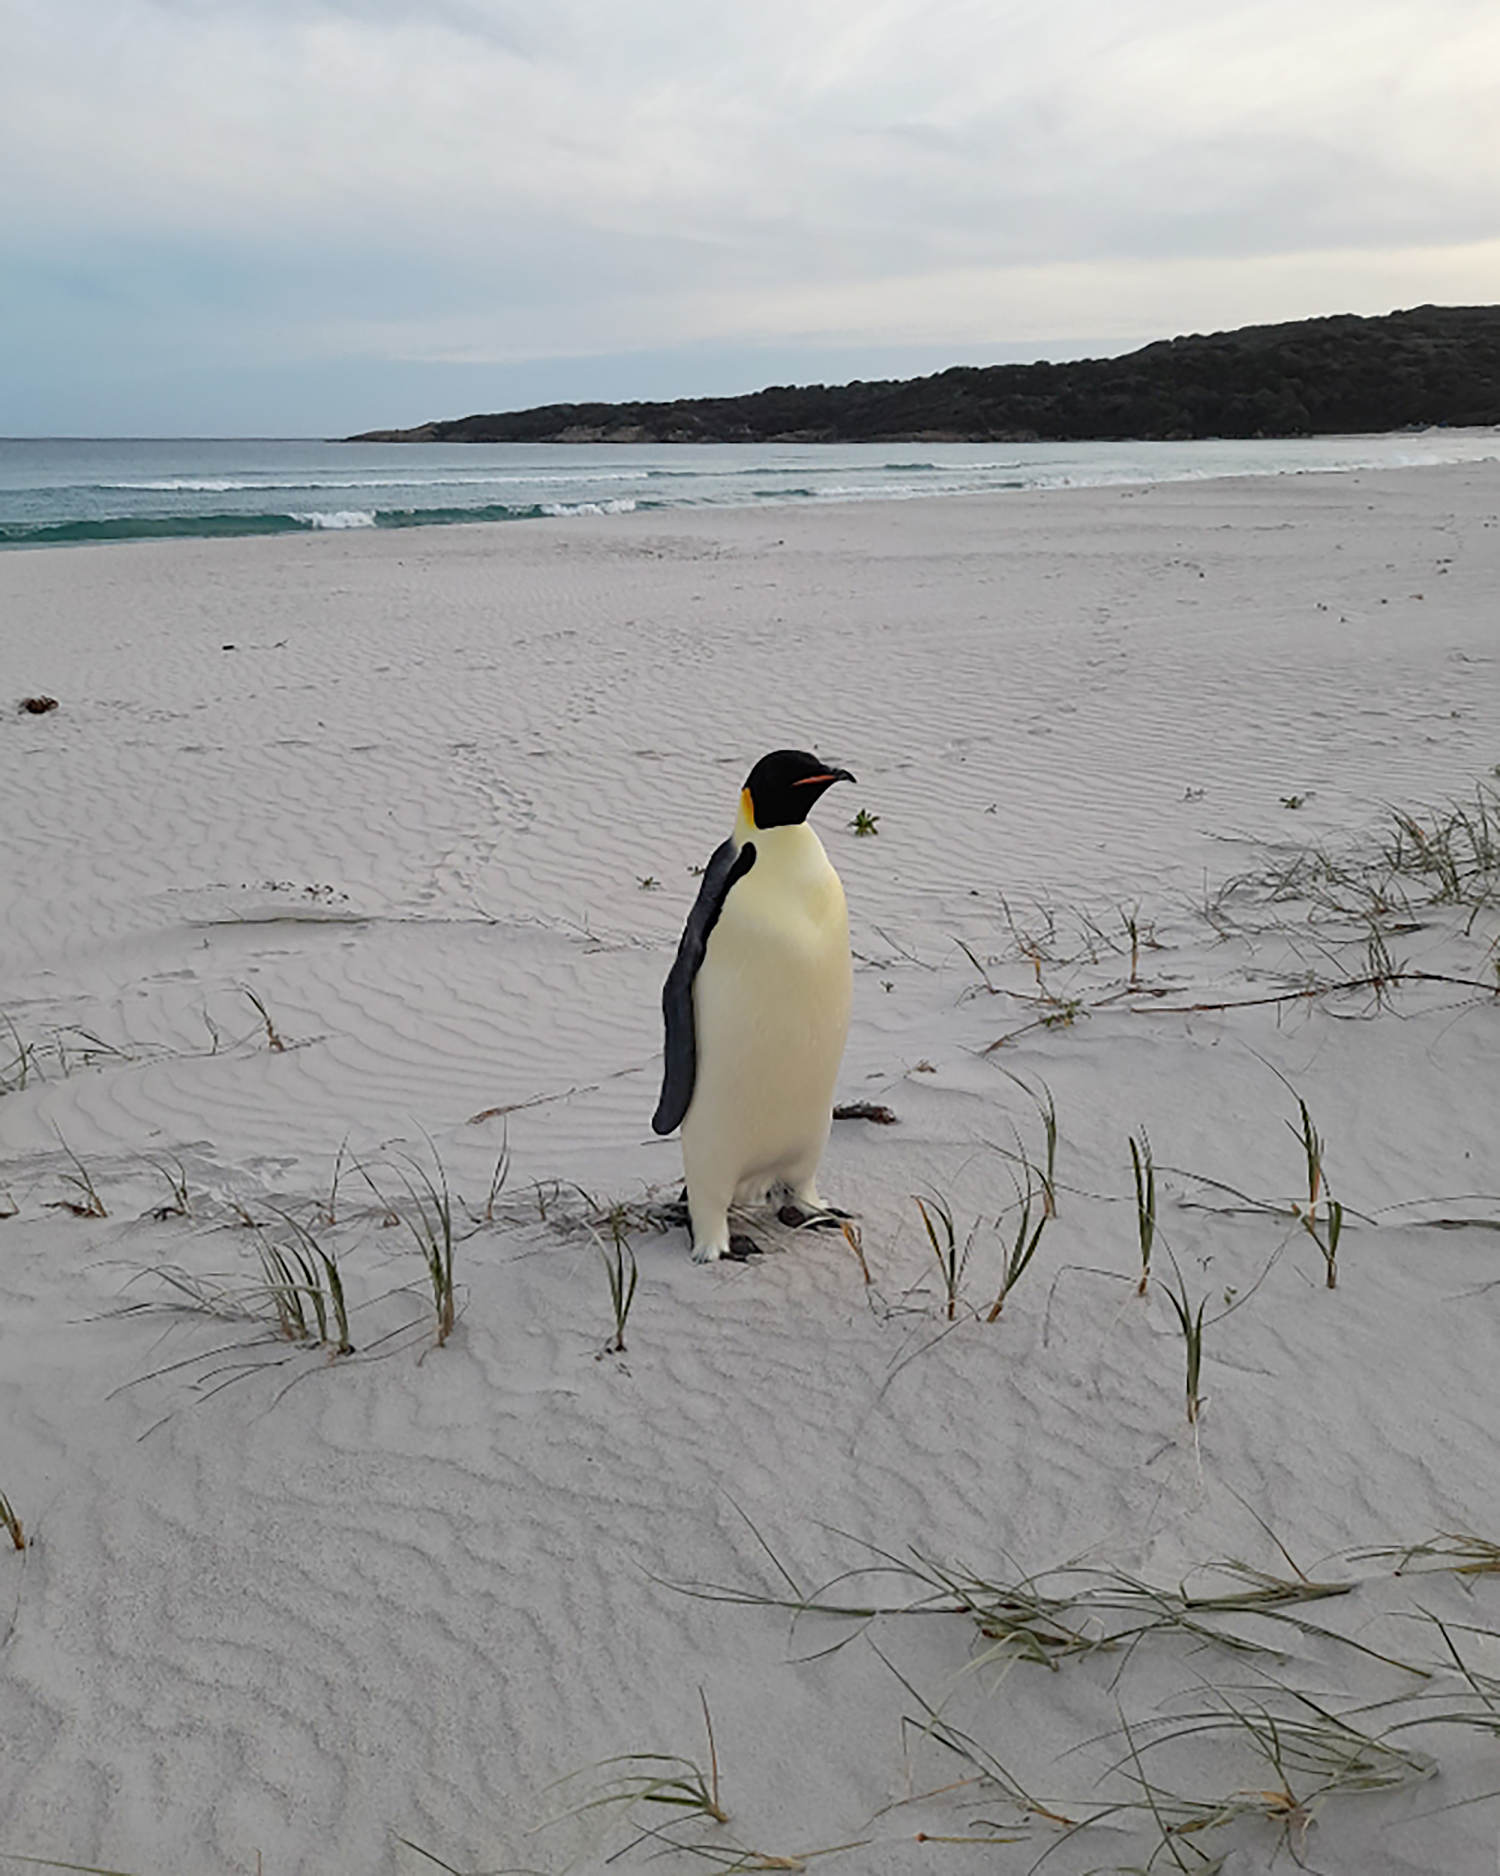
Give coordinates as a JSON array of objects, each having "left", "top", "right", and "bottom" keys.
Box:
[
  {"left": 242, "top": 985, "right": 285, "bottom": 1052},
  {"left": 0, "top": 1490, "right": 26, "bottom": 1550}
]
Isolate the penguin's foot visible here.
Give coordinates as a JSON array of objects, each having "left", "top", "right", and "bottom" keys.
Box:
[
  {"left": 777, "top": 1202, "right": 855, "bottom": 1231},
  {"left": 691, "top": 1232, "right": 763, "bottom": 1264}
]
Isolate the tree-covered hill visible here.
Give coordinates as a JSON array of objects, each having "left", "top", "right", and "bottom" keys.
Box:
[{"left": 350, "top": 304, "right": 1500, "bottom": 445}]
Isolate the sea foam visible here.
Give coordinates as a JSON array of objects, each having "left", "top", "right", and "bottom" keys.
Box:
[{"left": 292, "top": 510, "right": 378, "bottom": 529}]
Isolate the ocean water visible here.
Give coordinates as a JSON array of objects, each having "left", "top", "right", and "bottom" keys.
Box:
[{"left": 2, "top": 432, "right": 1497, "bottom": 548}]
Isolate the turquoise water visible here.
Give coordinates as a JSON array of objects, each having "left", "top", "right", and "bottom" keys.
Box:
[{"left": 2, "top": 432, "right": 1497, "bottom": 547}]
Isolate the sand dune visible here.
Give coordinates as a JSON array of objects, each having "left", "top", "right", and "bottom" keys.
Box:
[{"left": 3, "top": 463, "right": 1500, "bottom": 1874}]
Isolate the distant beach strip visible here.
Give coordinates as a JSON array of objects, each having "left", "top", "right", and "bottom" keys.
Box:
[{"left": 2, "top": 432, "right": 1498, "bottom": 547}]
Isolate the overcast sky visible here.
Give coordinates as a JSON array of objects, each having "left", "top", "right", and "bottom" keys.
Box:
[{"left": 4, "top": 0, "right": 1498, "bottom": 435}]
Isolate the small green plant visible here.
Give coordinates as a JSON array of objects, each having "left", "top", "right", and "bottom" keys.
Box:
[
  {"left": 985, "top": 1163, "right": 1049, "bottom": 1321},
  {"left": 1288, "top": 1094, "right": 1344, "bottom": 1288},
  {"left": 598, "top": 1207, "right": 640, "bottom": 1355},
  {"left": 1039, "top": 997, "right": 1083, "bottom": 1029},
  {"left": 1159, "top": 1260, "right": 1207, "bottom": 1424},
  {"left": 1281, "top": 793, "right": 1309, "bottom": 810},
  {"left": 0, "top": 1489, "right": 25, "bottom": 1550},
  {"left": 638, "top": 875, "right": 660, "bottom": 890},
  {"left": 1130, "top": 1130, "right": 1156, "bottom": 1295},
  {"left": 915, "top": 1191, "right": 972, "bottom": 1321},
  {"left": 850, "top": 808, "right": 880, "bottom": 836}
]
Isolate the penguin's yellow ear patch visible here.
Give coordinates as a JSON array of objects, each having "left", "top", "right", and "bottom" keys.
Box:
[{"left": 740, "top": 786, "right": 757, "bottom": 829}]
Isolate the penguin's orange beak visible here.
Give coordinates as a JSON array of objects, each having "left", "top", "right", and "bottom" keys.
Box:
[{"left": 793, "top": 767, "right": 856, "bottom": 787}]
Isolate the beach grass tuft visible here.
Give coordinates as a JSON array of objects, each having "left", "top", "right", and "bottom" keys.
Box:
[
  {"left": 540, "top": 1689, "right": 729, "bottom": 1845},
  {"left": 362, "top": 1144, "right": 460, "bottom": 1346},
  {"left": 1286, "top": 1092, "right": 1344, "bottom": 1287},
  {"left": 49, "top": 1130, "right": 107, "bottom": 1218},
  {"left": 144, "top": 1153, "right": 191, "bottom": 1219},
  {"left": 259, "top": 1211, "right": 354, "bottom": 1355},
  {"left": 1129, "top": 1130, "right": 1156, "bottom": 1295},
  {"left": 1354, "top": 1533, "right": 1500, "bottom": 1576},
  {"left": 1384, "top": 783, "right": 1500, "bottom": 917},
  {"left": 984, "top": 1162, "right": 1049, "bottom": 1322},
  {"left": 675, "top": 1534, "right": 1364, "bottom": 1672},
  {"left": 597, "top": 1204, "right": 640, "bottom": 1355},
  {"left": 995, "top": 1072, "right": 1059, "bottom": 1218},
  {"left": 533, "top": 1690, "right": 866, "bottom": 1872},
  {"left": 1, "top": 1011, "right": 40, "bottom": 1093},
  {"left": 1158, "top": 1260, "right": 1207, "bottom": 1424},
  {"left": 913, "top": 1192, "right": 971, "bottom": 1322},
  {"left": 1097, "top": 1686, "right": 1435, "bottom": 1870}
]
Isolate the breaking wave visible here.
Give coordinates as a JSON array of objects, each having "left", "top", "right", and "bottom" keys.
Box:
[{"left": 0, "top": 499, "right": 651, "bottom": 547}]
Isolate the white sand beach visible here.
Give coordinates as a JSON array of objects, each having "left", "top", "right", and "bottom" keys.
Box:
[{"left": 3, "top": 462, "right": 1500, "bottom": 1875}]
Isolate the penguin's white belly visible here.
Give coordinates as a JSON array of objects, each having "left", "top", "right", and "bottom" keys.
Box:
[{"left": 682, "top": 841, "right": 850, "bottom": 1206}]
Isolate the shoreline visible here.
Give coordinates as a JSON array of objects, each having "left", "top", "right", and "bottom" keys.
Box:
[
  {"left": 0, "top": 448, "right": 1492, "bottom": 566},
  {"left": 2, "top": 428, "right": 1497, "bottom": 552}
]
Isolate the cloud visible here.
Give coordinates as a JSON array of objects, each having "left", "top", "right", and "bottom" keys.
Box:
[{"left": 4, "top": 0, "right": 1499, "bottom": 428}]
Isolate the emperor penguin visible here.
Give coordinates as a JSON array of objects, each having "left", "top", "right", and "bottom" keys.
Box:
[{"left": 652, "top": 749, "right": 856, "bottom": 1263}]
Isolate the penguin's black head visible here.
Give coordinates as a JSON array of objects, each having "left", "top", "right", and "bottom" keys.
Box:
[{"left": 742, "top": 748, "right": 856, "bottom": 829}]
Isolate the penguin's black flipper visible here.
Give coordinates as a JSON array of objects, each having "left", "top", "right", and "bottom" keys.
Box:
[{"left": 652, "top": 836, "right": 757, "bottom": 1136}]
